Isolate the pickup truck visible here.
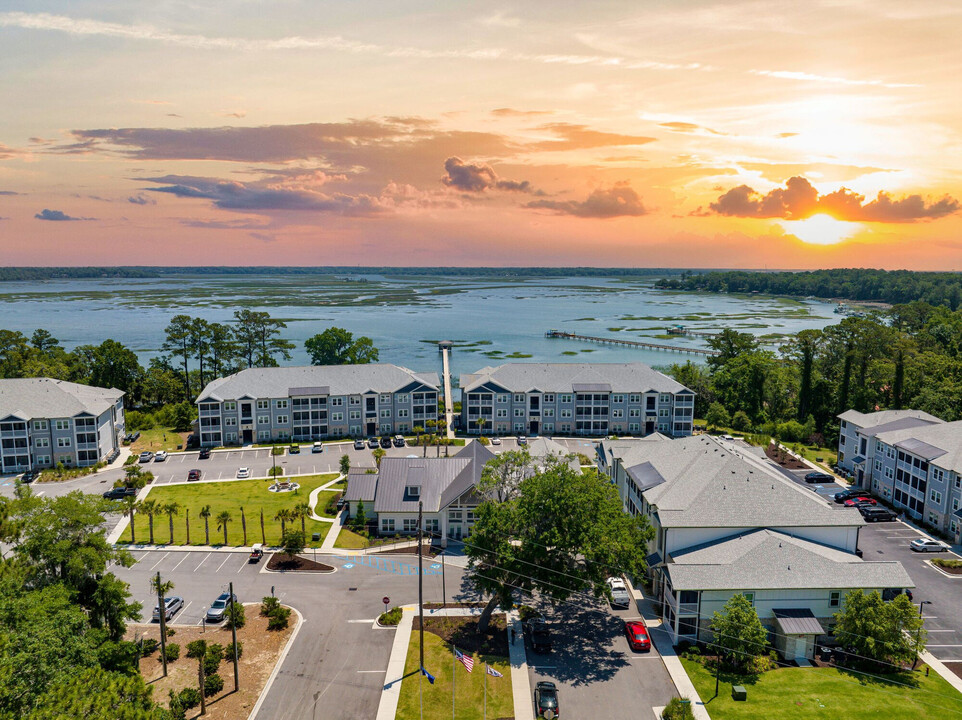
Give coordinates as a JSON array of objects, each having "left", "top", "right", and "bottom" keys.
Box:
[
  {"left": 607, "top": 576, "right": 631, "bottom": 608},
  {"left": 103, "top": 487, "right": 138, "bottom": 500},
  {"left": 525, "top": 617, "right": 552, "bottom": 653}
]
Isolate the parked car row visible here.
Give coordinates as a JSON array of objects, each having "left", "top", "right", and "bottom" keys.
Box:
[{"left": 151, "top": 591, "right": 239, "bottom": 623}]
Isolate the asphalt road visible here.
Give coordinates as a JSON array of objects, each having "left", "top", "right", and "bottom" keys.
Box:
[
  {"left": 524, "top": 595, "right": 677, "bottom": 719},
  {"left": 115, "top": 547, "right": 460, "bottom": 720}
]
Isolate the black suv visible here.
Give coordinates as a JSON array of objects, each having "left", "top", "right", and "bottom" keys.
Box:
[
  {"left": 860, "top": 506, "right": 897, "bottom": 522},
  {"left": 20, "top": 470, "right": 38, "bottom": 483},
  {"left": 379, "top": 436, "right": 392, "bottom": 449},
  {"left": 834, "top": 489, "right": 864, "bottom": 504},
  {"left": 198, "top": 447, "right": 211, "bottom": 459}
]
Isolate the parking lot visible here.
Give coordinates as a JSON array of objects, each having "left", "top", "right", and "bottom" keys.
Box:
[{"left": 524, "top": 595, "right": 676, "bottom": 719}]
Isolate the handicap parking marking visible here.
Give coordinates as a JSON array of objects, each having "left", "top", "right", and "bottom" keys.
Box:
[
  {"left": 430, "top": 563, "right": 441, "bottom": 569},
  {"left": 343, "top": 563, "right": 355, "bottom": 569}
]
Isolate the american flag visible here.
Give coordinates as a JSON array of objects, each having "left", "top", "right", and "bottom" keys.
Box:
[
  {"left": 486, "top": 664, "right": 503, "bottom": 678},
  {"left": 454, "top": 648, "right": 474, "bottom": 673}
]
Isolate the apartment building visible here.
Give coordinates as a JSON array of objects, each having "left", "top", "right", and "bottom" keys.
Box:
[
  {"left": 194, "top": 364, "right": 440, "bottom": 446},
  {"left": 597, "top": 435, "right": 912, "bottom": 659},
  {"left": 836, "top": 409, "right": 942, "bottom": 482},
  {"left": 0, "top": 377, "right": 125, "bottom": 473},
  {"left": 459, "top": 363, "right": 694, "bottom": 438}
]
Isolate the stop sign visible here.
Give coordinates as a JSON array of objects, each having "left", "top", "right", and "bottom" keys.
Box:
[{"left": 382, "top": 596, "right": 390, "bottom": 605}]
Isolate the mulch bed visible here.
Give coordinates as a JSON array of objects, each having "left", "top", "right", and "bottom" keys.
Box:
[
  {"left": 413, "top": 615, "right": 509, "bottom": 657},
  {"left": 765, "top": 444, "right": 808, "bottom": 469},
  {"left": 374, "top": 543, "right": 444, "bottom": 557},
  {"left": 932, "top": 562, "right": 962, "bottom": 575},
  {"left": 266, "top": 553, "right": 334, "bottom": 573},
  {"left": 944, "top": 662, "right": 962, "bottom": 680}
]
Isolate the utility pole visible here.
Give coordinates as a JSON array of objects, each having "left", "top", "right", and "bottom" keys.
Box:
[
  {"left": 198, "top": 640, "right": 207, "bottom": 716},
  {"left": 441, "top": 549, "right": 447, "bottom": 609},
  {"left": 417, "top": 500, "right": 424, "bottom": 673},
  {"left": 156, "top": 572, "right": 169, "bottom": 677},
  {"left": 229, "top": 581, "right": 240, "bottom": 691}
]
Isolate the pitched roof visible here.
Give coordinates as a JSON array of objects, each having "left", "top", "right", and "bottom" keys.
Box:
[
  {"left": 459, "top": 363, "right": 690, "bottom": 394},
  {"left": 665, "top": 529, "right": 913, "bottom": 591},
  {"left": 874, "top": 420, "right": 962, "bottom": 474},
  {"left": 343, "top": 469, "right": 378, "bottom": 503},
  {"left": 858, "top": 416, "right": 943, "bottom": 439},
  {"left": 773, "top": 609, "right": 825, "bottom": 636},
  {"left": 196, "top": 364, "right": 440, "bottom": 402},
  {"left": 0, "top": 377, "right": 123, "bottom": 420},
  {"left": 838, "top": 409, "right": 942, "bottom": 430},
  {"left": 603, "top": 435, "right": 860, "bottom": 529}
]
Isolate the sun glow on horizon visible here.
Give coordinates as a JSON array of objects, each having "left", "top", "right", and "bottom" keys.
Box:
[{"left": 781, "top": 214, "right": 861, "bottom": 245}]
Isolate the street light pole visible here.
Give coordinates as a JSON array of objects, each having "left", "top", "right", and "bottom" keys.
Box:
[
  {"left": 229, "top": 581, "right": 240, "bottom": 691},
  {"left": 417, "top": 500, "right": 424, "bottom": 673},
  {"left": 914, "top": 600, "right": 932, "bottom": 670}
]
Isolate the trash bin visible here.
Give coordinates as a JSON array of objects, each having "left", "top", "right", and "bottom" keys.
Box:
[
  {"left": 819, "top": 646, "right": 832, "bottom": 662},
  {"left": 312, "top": 532, "right": 320, "bottom": 541}
]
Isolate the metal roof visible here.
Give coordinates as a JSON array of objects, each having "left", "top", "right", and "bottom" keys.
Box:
[
  {"left": 196, "top": 364, "right": 440, "bottom": 402},
  {"left": 895, "top": 438, "right": 947, "bottom": 461},
  {"left": 626, "top": 461, "right": 666, "bottom": 491},
  {"left": 459, "top": 363, "right": 690, "bottom": 395},
  {"left": 343, "top": 470, "right": 378, "bottom": 503},
  {"left": 852, "top": 455, "right": 866, "bottom": 464},
  {"left": 838, "top": 409, "right": 943, "bottom": 429},
  {"left": 875, "top": 420, "right": 962, "bottom": 474},
  {"left": 773, "top": 609, "right": 825, "bottom": 636},
  {"left": 0, "top": 378, "right": 123, "bottom": 420}
]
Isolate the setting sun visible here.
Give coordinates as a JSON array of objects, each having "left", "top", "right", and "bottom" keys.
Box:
[{"left": 781, "top": 214, "right": 861, "bottom": 246}]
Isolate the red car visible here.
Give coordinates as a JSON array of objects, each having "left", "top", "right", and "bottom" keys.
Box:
[
  {"left": 187, "top": 469, "right": 202, "bottom": 481},
  {"left": 624, "top": 619, "right": 651, "bottom": 652},
  {"left": 844, "top": 497, "right": 877, "bottom": 507}
]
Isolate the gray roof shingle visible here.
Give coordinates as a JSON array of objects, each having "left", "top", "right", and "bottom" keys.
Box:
[
  {"left": 197, "top": 364, "right": 440, "bottom": 402},
  {"left": 875, "top": 420, "right": 962, "bottom": 474},
  {"left": 459, "top": 363, "right": 691, "bottom": 394},
  {"left": 665, "top": 529, "right": 913, "bottom": 591},
  {"left": 838, "top": 409, "right": 942, "bottom": 429},
  {"left": 0, "top": 378, "right": 123, "bottom": 420}
]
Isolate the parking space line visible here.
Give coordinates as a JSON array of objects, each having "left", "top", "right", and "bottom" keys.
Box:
[
  {"left": 237, "top": 558, "right": 249, "bottom": 573},
  {"left": 148, "top": 552, "right": 170, "bottom": 571},
  {"left": 170, "top": 554, "right": 190, "bottom": 572},
  {"left": 180, "top": 600, "right": 193, "bottom": 616},
  {"left": 193, "top": 553, "right": 211, "bottom": 572},
  {"left": 216, "top": 555, "right": 232, "bottom": 572}
]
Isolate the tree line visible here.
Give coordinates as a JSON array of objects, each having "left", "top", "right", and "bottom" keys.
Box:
[
  {"left": 656, "top": 268, "right": 962, "bottom": 308},
  {"left": 668, "top": 300, "right": 962, "bottom": 443}
]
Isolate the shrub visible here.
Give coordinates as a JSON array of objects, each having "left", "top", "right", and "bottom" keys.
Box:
[
  {"left": 126, "top": 410, "right": 155, "bottom": 431},
  {"left": 206, "top": 643, "right": 224, "bottom": 662},
  {"left": 271, "top": 445, "right": 284, "bottom": 456},
  {"left": 746, "top": 651, "right": 779, "bottom": 674},
  {"left": 164, "top": 642, "right": 180, "bottom": 662},
  {"left": 378, "top": 606, "right": 402, "bottom": 626},
  {"left": 123, "top": 454, "right": 138, "bottom": 466},
  {"left": 203, "top": 652, "right": 221, "bottom": 676},
  {"left": 731, "top": 410, "right": 751, "bottom": 431},
  {"left": 685, "top": 645, "right": 701, "bottom": 656},
  {"left": 167, "top": 690, "right": 186, "bottom": 720},
  {"left": 185, "top": 640, "right": 207, "bottom": 659},
  {"left": 225, "top": 640, "right": 243, "bottom": 660},
  {"left": 662, "top": 697, "right": 695, "bottom": 720},
  {"left": 225, "top": 601, "right": 246, "bottom": 629},
  {"left": 203, "top": 673, "right": 224, "bottom": 697},
  {"left": 267, "top": 606, "right": 291, "bottom": 631},
  {"left": 261, "top": 596, "right": 281, "bottom": 616},
  {"left": 142, "top": 638, "right": 159, "bottom": 656},
  {"left": 177, "top": 687, "right": 201, "bottom": 710},
  {"left": 268, "top": 465, "right": 284, "bottom": 477},
  {"left": 518, "top": 605, "right": 541, "bottom": 622},
  {"left": 933, "top": 558, "right": 962, "bottom": 569},
  {"left": 166, "top": 627, "right": 176, "bottom": 636},
  {"left": 324, "top": 491, "right": 343, "bottom": 515}
]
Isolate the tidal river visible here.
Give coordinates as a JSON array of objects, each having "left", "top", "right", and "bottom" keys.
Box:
[{"left": 0, "top": 273, "right": 839, "bottom": 380}]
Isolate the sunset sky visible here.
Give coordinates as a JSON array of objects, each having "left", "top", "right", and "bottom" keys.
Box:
[{"left": 1, "top": 1, "right": 961, "bottom": 269}]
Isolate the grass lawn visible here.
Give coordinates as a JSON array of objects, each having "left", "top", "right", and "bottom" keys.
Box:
[
  {"left": 396, "top": 630, "right": 512, "bottom": 720},
  {"left": 681, "top": 657, "right": 962, "bottom": 719},
  {"left": 125, "top": 473, "right": 338, "bottom": 547},
  {"left": 796, "top": 444, "right": 839, "bottom": 471},
  {"left": 129, "top": 427, "right": 190, "bottom": 454},
  {"left": 334, "top": 527, "right": 370, "bottom": 549}
]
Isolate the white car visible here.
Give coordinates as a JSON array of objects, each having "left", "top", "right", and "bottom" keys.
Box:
[
  {"left": 236, "top": 467, "right": 251, "bottom": 479},
  {"left": 910, "top": 538, "right": 950, "bottom": 553},
  {"left": 490, "top": 437, "right": 502, "bottom": 445},
  {"left": 154, "top": 451, "right": 168, "bottom": 461}
]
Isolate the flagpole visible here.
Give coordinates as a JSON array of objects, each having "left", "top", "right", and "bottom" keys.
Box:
[
  {"left": 484, "top": 663, "right": 487, "bottom": 720},
  {"left": 419, "top": 664, "right": 423, "bottom": 720},
  {"left": 452, "top": 646, "right": 456, "bottom": 720}
]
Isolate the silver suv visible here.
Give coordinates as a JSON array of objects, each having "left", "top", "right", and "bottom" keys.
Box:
[{"left": 206, "top": 592, "right": 238, "bottom": 622}]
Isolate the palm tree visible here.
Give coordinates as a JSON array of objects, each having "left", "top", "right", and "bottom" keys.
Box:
[
  {"left": 216, "top": 510, "right": 232, "bottom": 545},
  {"left": 413, "top": 425, "right": 424, "bottom": 445},
  {"left": 274, "top": 508, "right": 291, "bottom": 538},
  {"left": 372, "top": 447, "right": 386, "bottom": 468},
  {"left": 138, "top": 499, "right": 160, "bottom": 545},
  {"left": 260, "top": 507, "right": 266, "bottom": 544},
  {"left": 240, "top": 506, "right": 248, "bottom": 545},
  {"left": 199, "top": 504, "right": 212, "bottom": 545},
  {"left": 122, "top": 495, "right": 137, "bottom": 543},
  {"left": 150, "top": 573, "right": 175, "bottom": 677},
  {"left": 185, "top": 507, "right": 190, "bottom": 545},
  {"left": 294, "top": 501, "right": 311, "bottom": 536},
  {"left": 163, "top": 502, "right": 180, "bottom": 544},
  {"left": 477, "top": 416, "right": 487, "bottom": 438}
]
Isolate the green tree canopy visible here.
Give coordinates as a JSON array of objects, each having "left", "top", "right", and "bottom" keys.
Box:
[
  {"left": 709, "top": 593, "right": 769, "bottom": 670},
  {"left": 704, "top": 402, "right": 731, "bottom": 432},
  {"left": 304, "top": 327, "right": 380, "bottom": 365},
  {"left": 833, "top": 590, "right": 925, "bottom": 669},
  {"left": 466, "top": 461, "right": 654, "bottom": 632}
]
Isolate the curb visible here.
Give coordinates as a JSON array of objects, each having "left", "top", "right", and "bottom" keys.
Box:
[
  {"left": 248, "top": 604, "right": 304, "bottom": 720},
  {"left": 924, "top": 559, "right": 962, "bottom": 579}
]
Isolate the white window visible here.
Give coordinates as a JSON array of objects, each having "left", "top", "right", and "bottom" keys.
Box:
[
  {"left": 331, "top": 412, "right": 344, "bottom": 422},
  {"left": 381, "top": 518, "right": 396, "bottom": 533},
  {"left": 543, "top": 423, "right": 554, "bottom": 433},
  {"left": 658, "top": 408, "right": 669, "bottom": 417},
  {"left": 514, "top": 422, "right": 525, "bottom": 432},
  {"left": 33, "top": 420, "right": 48, "bottom": 431},
  {"left": 257, "top": 400, "right": 269, "bottom": 410},
  {"left": 36, "top": 455, "right": 50, "bottom": 465},
  {"left": 448, "top": 509, "right": 462, "bottom": 522},
  {"left": 378, "top": 394, "right": 391, "bottom": 404},
  {"left": 611, "top": 394, "right": 624, "bottom": 403},
  {"left": 496, "top": 409, "right": 508, "bottom": 418},
  {"left": 928, "top": 511, "right": 940, "bottom": 525},
  {"left": 224, "top": 401, "right": 236, "bottom": 411},
  {"left": 629, "top": 409, "right": 640, "bottom": 417},
  {"left": 629, "top": 423, "right": 640, "bottom": 432},
  {"left": 513, "top": 394, "right": 525, "bottom": 403},
  {"left": 953, "top": 498, "right": 960, "bottom": 512},
  {"left": 258, "top": 430, "right": 271, "bottom": 440},
  {"left": 349, "top": 396, "right": 361, "bottom": 405},
  {"left": 331, "top": 397, "right": 344, "bottom": 407},
  {"left": 658, "top": 423, "right": 669, "bottom": 432},
  {"left": 933, "top": 468, "right": 945, "bottom": 482},
  {"left": 55, "top": 419, "right": 70, "bottom": 431},
  {"left": 611, "top": 409, "right": 623, "bottom": 418},
  {"left": 226, "top": 432, "right": 237, "bottom": 443},
  {"left": 257, "top": 415, "right": 270, "bottom": 425},
  {"left": 275, "top": 399, "right": 288, "bottom": 409},
  {"left": 560, "top": 394, "right": 572, "bottom": 403},
  {"left": 931, "top": 490, "right": 943, "bottom": 505},
  {"left": 875, "top": 459, "right": 882, "bottom": 472},
  {"left": 886, "top": 446, "right": 895, "bottom": 459},
  {"left": 380, "top": 409, "right": 392, "bottom": 418},
  {"left": 35, "top": 437, "right": 49, "bottom": 448},
  {"left": 743, "top": 592, "right": 755, "bottom": 605},
  {"left": 276, "top": 415, "right": 288, "bottom": 425},
  {"left": 398, "top": 409, "right": 409, "bottom": 418},
  {"left": 629, "top": 394, "right": 641, "bottom": 403},
  {"left": 544, "top": 394, "right": 555, "bottom": 403},
  {"left": 829, "top": 591, "right": 841, "bottom": 608},
  {"left": 884, "top": 467, "right": 893, "bottom": 479},
  {"left": 425, "top": 518, "right": 439, "bottom": 533},
  {"left": 350, "top": 425, "right": 361, "bottom": 436},
  {"left": 876, "top": 440, "right": 884, "bottom": 453},
  {"left": 543, "top": 408, "right": 554, "bottom": 417},
  {"left": 402, "top": 518, "right": 418, "bottom": 532},
  {"left": 497, "top": 394, "right": 509, "bottom": 404},
  {"left": 406, "top": 485, "right": 420, "bottom": 498},
  {"left": 397, "top": 394, "right": 409, "bottom": 404},
  {"left": 514, "top": 408, "right": 525, "bottom": 417},
  {"left": 57, "top": 437, "right": 71, "bottom": 447},
  {"left": 225, "top": 417, "right": 237, "bottom": 426},
  {"left": 660, "top": 394, "right": 671, "bottom": 403},
  {"left": 560, "top": 409, "right": 572, "bottom": 418},
  {"left": 560, "top": 424, "right": 571, "bottom": 433},
  {"left": 349, "top": 410, "right": 361, "bottom": 420}
]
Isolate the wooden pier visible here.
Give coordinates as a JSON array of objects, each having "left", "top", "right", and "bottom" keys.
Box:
[
  {"left": 666, "top": 325, "right": 717, "bottom": 338},
  {"left": 545, "top": 330, "right": 719, "bottom": 356}
]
